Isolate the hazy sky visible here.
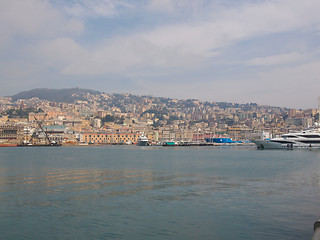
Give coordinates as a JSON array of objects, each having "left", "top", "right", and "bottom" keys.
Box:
[{"left": 1, "top": 0, "right": 320, "bottom": 109}]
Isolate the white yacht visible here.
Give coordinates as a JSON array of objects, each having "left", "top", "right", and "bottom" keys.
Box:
[
  {"left": 137, "top": 135, "right": 149, "bottom": 146},
  {"left": 252, "top": 128, "right": 320, "bottom": 149}
]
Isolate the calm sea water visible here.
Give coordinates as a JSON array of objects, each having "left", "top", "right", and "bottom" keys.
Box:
[{"left": 0, "top": 146, "right": 320, "bottom": 239}]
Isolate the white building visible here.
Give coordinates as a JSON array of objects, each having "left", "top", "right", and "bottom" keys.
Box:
[{"left": 93, "top": 118, "right": 102, "bottom": 128}]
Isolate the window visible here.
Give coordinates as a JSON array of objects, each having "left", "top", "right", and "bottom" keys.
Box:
[{"left": 299, "top": 135, "right": 320, "bottom": 138}]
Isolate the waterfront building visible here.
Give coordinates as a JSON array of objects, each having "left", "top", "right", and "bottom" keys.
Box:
[
  {"left": 0, "top": 123, "right": 23, "bottom": 143},
  {"left": 81, "top": 132, "right": 139, "bottom": 144}
]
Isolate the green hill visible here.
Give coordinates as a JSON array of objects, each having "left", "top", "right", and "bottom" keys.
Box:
[{"left": 12, "top": 88, "right": 101, "bottom": 103}]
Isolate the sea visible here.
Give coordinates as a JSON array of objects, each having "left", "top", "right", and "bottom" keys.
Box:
[{"left": 0, "top": 145, "right": 320, "bottom": 240}]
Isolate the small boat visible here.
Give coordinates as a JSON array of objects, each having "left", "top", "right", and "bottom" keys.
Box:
[
  {"left": 205, "top": 137, "right": 234, "bottom": 143},
  {"left": 78, "top": 141, "right": 89, "bottom": 146},
  {"left": 163, "top": 141, "right": 178, "bottom": 146}
]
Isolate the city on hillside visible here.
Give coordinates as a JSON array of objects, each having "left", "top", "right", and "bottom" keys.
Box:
[{"left": 0, "top": 88, "right": 319, "bottom": 146}]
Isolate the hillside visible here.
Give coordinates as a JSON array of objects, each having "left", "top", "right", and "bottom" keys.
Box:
[
  {"left": 11, "top": 88, "right": 101, "bottom": 103},
  {"left": 10, "top": 88, "right": 284, "bottom": 113}
]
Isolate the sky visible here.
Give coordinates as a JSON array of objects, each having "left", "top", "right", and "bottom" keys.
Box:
[{"left": 1, "top": 0, "right": 320, "bottom": 109}]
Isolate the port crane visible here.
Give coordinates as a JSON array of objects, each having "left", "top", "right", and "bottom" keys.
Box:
[{"left": 24, "top": 114, "right": 60, "bottom": 146}]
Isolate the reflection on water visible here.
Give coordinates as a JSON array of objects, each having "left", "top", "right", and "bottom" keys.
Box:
[
  {"left": 0, "top": 167, "right": 316, "bottom": 207},
  {"left": 0, "top": 169, "right": 243, "bottom": 201}
]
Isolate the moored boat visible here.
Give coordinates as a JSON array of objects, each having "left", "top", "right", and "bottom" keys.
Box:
[
  {"left": 17, "top": 142, "right": 62, "bottom": 147},
  {"left": 0, "top": 143, "right": 18, "bottom": 147},
  {"left": 137, "top": 135, "right": 148, "bottom": 146},
  {"left": 163, "top": 141, "right": 178, "bottom": 146},
  {"left": 252, "top": 128, "right": 320, "bottom": 149}
]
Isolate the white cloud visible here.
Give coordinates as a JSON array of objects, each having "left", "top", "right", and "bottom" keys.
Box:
[
  {"left": 58, "top": 0, "right": 320, "bottom": 76},
  {"left": 65, "top": 0, "right": 134, "bottom": 18},
  {"left": 0, "top": 61, "right": 39, "bottom": 79},
  {"left": 245, "top": 52, "right": 309, "bottom": 66},
  {"left": 146, "top": 0, "right": 212, "bottom": 15},
  {"left": 62, "top": 36, "right": 204, "bottom": 75},
  {"left": 147, "top": 0, "right": 175, "bottom": 12},
  {"left": 0, "top": 0, "right": 84, "bottom": 49},
  {"left": 209, "top": 61, "right": 320, "bottom": 108},
  {"left": 36, "top": 38, "right": 89, "bottom": 66},
  {"left": 127, "top": 58, "right": 320, "bottom": 109},
  {"left": 144, "top": 0, "right": 320, "bottom": 56}
]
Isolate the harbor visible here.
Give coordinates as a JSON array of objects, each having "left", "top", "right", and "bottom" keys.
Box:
[{"left": 0, "top": 146, "right": 318, "bottom": 240}]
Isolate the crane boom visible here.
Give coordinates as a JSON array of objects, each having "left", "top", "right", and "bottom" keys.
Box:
[{"left": 34, "top": 115, "right": 52, "bottom": 145}]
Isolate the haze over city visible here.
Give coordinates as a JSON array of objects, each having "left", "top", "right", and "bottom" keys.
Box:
[{"left": 1, "top": 0, "right": 320, "bottom": 109}]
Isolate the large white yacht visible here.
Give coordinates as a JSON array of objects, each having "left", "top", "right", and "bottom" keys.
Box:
[{"left": 252, "top": 128, "right": 320, "bottom": 149}]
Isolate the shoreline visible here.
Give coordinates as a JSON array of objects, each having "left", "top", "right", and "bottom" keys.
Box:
[{"left": 0, "top": 142, "right": 256, "bottom": 147}]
